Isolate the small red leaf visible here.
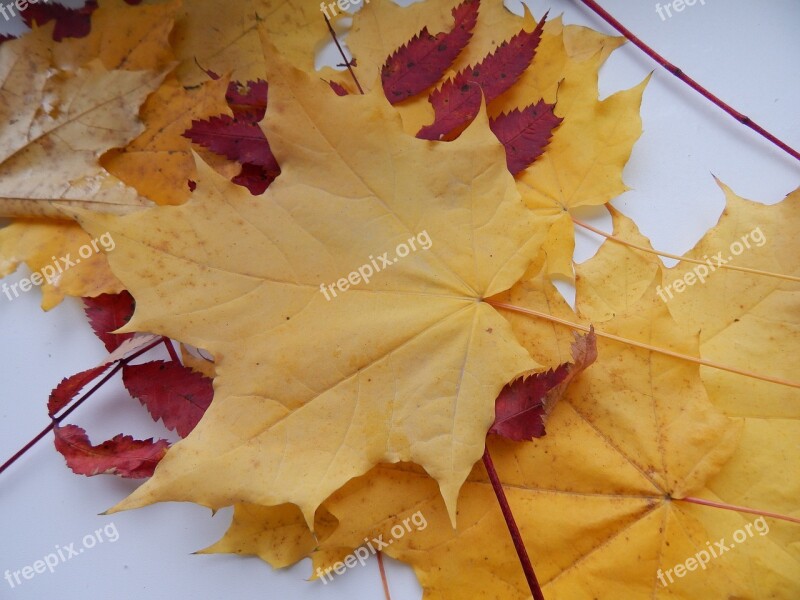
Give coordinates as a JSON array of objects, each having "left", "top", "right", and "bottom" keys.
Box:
[
  {"left": 453, "top": 12, "right": 546, "bottom": 102},
  {"left": 183, "top": 115, "right": 280, "bottom": 194},
  {"left": 225, "top": 79, "right": 268, "bottom": 121},
  {"left": 83, "top": 291, "right": 135, "bottom": 352},
  {"left": 490, "top": 328, "right": 597, "bottom": 441},
  {"left": 0, "top": 0, "right": 140, "bottom": 47},
  {"left": 183, "top": 79, "right": 280, "bottom": 195},
  {"left": 48, "top": 365, "right": 110, "bottom": 418},
  {"left": 23, "top": 0, "right": 98, "bottom": 42},
  {"left": 231, "top": 162, "right": 276, "bottom": 196},
  {"left": 54, "top": 424, "right": 168, "bottom": 479},
  {"left": 184, "top": 115, "right": 268, "bottom": 163},
  {"left": 122, "top": 360, "right": 213, "bottom": 438},
  {"left": 417, "top": 13, "right": 547, "bottom": 140},
  {"left": 382, "top": 0, "right": 479, "bottom": 104},
  {"left": 490, "top": 101, "right": 562, "bottom": 174},
  {"left": 327, "top": 80, "right": 350, "bottom": 96},
  {"left": 416, "top": 81, "right": 482, "bottom": 141}
]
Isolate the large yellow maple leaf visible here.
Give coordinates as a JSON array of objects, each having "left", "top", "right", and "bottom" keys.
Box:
[
  {"left": 566, "top": 188, "right": 800, "bottom": 549},
  {"left": 76, "top": 35, "right": 552, "bottom": 526},
  {"left": 202, "top": 200, "right": 799, "bottom": 598},
  {"left": 663, "top": 184, "right": 800, "bottom": 563}
]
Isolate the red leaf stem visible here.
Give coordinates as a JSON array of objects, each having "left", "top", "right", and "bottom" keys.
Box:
[
  {"left": 574, "top": 0, "right": 800, "bottom": 161},
  {"left": 482, "top": 446, "right": 545, "bottom": 600},
  {"left": 163, "top": 338, "right": 180, "bottom": 362},
  {"left": 376, "top": 550, "right": 393, "bottom": 600},
  {"left": 323, "top": 13, "right": 364, "bottom": 94},
  {"left": 0, "top": 336, "right": 166, "bottom": 476}
]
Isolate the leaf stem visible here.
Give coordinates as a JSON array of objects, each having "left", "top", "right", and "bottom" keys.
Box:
[
  {"left": 163, "top": 337, "right": 181, "bottom": 363},
  {"left": 0, "top": 337, "right": 166, "bottom": 476},
  {"left": 572, "top": 217, "right": 800, "bottom": 283},
  {"left": 486, "top": 300, "right": 800, "bottom": 389},
  {"left": 482, "top": 446, "right": 545, "bottom": 600},
  {"left": 322, "top": 14, "right": 364, "bottom": 94},
  {"left": 376, "top": 550, "right": 392, "bottom": 600},
  {"left": 572, "top": 0, "right": 800, "bottom": 162},
  {"left": 677, "top": 496, "right": 800, "bottom": 525}
]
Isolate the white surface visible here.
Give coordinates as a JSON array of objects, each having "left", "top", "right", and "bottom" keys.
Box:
[{"left": 1, "top": 1, "right": 798, "bottom": 599}]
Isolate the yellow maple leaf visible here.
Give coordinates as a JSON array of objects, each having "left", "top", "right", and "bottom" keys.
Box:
[
  {"left": 337, "top": 0, "right": 646, "bottom": 279},
  {"left": 567, "top": 191, "right": 800, "bottom": 550},
  {"left": 0, "top": 219, "right": 124, "bottom": 309},
  {"left": 160, "top": 0, "right": 335, "bottom": 86},
  {"left": 662, "top": 184, "right": 800, "bottom": 563},
  {"left": 51, "top": 0, "right": 180, "bottom": 72},
  {"left": 75, "top": 36, "right": 551, "bottom": 526},
  {"left": 204, "top": 203, "right": 798, "bottom": 598},
  {"left": 101, "top": 74, "right": 232, "bottom": 206}
]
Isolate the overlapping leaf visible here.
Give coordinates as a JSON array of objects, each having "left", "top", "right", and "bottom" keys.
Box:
[
  {"left": 75, "top": 35, "right": 550, "bottom": 526},
  {"left": 203, "top": 197, "right": 798, "bottom": 598},
  {"left": 83, "top": 290, "right": 135, "bottom": 351},
  {"left": 381, "top": 0, "right": 478, "bottom": 104},
  {"left": 0, "top": 0, "right": 180, "bottom": 307},
  {"left": 54, "top": 424, "right": 168, "bottom": 478}
]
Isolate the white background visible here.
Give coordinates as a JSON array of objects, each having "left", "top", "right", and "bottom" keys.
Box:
[{"left": 1, "top": 1, "right": 798, "bottom": 599}]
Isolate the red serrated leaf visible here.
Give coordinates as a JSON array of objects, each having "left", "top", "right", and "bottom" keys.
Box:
[
  {"left": 48, "top": 364, "right": 110, "bottom": 418},
  {"left": 83, "top": 291, "right": 135, "bottom": 352},
  {"left": 22, "top": 0, "right": 99, "bottom": 42},
  {"left": 225, "top": 79, "right": 268, "bottom": 121},
  {"left": 183, "top": 79, "right": 280, "bottom": 195},
  {"left": 490, "top": 328, "right": 597, "bottom": 441},
  {"left": 184, "top": 115, "right": 268, "bottom": 163},
  {"left": 231, "top": 162, "right": 276, "bottom": 195},
  {"left": 490, "top": 101, "right": 562, "bottom": 174},
  {"left": 417, "top": 13, "right": 547, "bottom": 141},
  {"left": 327, "top": 80, "right": 350, "bottom": 96},
  {"left": 416, "top": 80, "right": 482, "bottom": 141},
  {"left": 122, "top": 360, "right": 213, "bottom": 438},
  {"left": 382, "top": 0, "right": 479, "bottom": 104},
  {"left": 0, "top": 0, "right": 144, "bottom": 47},
  {"left": 453, "top": 12, "right": 546, "bottom": 102},
  {"left": 54, "top": 424, "right": 168, "bottom": 478}
]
